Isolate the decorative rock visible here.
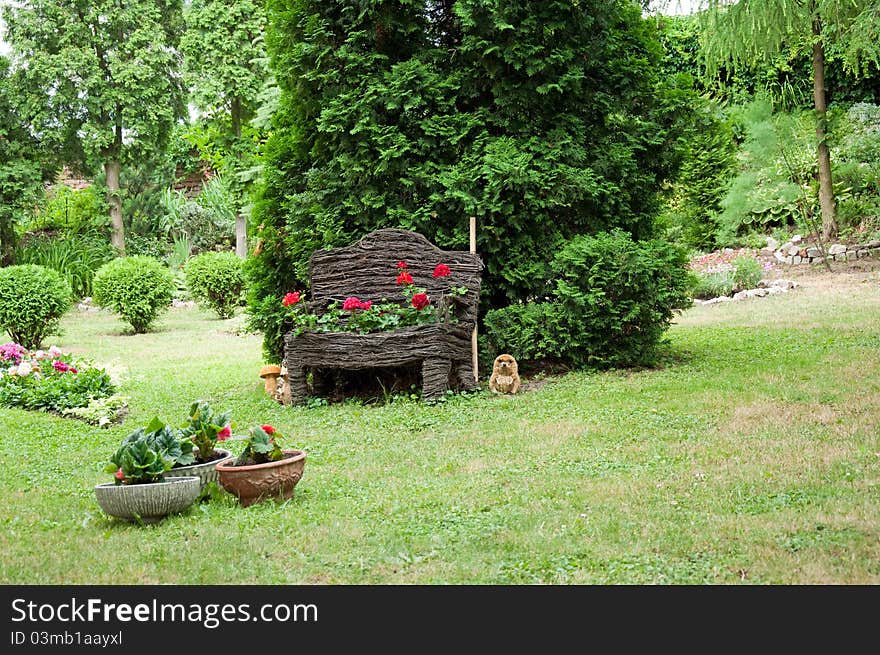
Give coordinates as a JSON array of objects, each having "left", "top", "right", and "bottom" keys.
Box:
[
  {"left": 793, "top": 255, "right": 802, "bottom": 263},
  {"left": 752, "top": 288, "right": 768, "bottom": 297},
  {"left": 788, "top": 246, "right": 800, "bottom": 256},
  {"left": 765, "top": 236, "right": 779, "bottom": 251},
  {"left": 733, "top": 291, "right": 749, "bottom": 301},
  {"left": 866, "top": 240, "right": 880, "bottom": 249},
  {"left": 172, "top": 299, "right": 196, "bottom": 308},
  {"left": 767, "top": 287, "right": 783, "bottom": 295},
  {"left": 806, "top": 248, "right": 820, "bottom": 258},
  {"left": 858, "top": 250, "right": 869, "bottom": 258},
  {"left": 792, "top": 234, "right": 802, "bottom": 243},
  {"left": 770, "top": 279, "right": 797, "bottom": 290},
  {"left": 774, "top": 250, "right": 789, "bottom": 263},
  {"left": 828, "top": 244, "right": 847, "bottom": 255}
]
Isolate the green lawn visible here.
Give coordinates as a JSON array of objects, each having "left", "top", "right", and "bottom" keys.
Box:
[{"left": 1, "top": 269, "right": 879, "bottom": 584}]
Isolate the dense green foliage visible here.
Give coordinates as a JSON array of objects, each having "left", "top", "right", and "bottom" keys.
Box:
[
  {"left": 0, "top": 264, "right": 71, "bottom": 348},
  {"left": 3, "top": 0, "right": 186, "bottom": 250},
  {"left": 483, "top": 230, "right": 692, "bottom": 369},
  {"left": 30, "top": 185, "right": 108, "bottom": 235},
  {"left": 715, "top": 98, "right": 880, "bottom": 245},
  {"left": 16, "top": 233, "right": 116, "bottom": 299},
  {"left": 185, "top": 251, "right": 246, "bottom": 319},
  {"left": 250, "top": 0, "right": 697, "bottom": 362},
  {"left": 92, "top": 256, "right": 174, "bottom": 333},
  {"left": 0, "top": 56, "right": 53, "bottom": 266}
]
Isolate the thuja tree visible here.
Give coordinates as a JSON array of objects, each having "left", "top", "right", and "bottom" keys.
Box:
[
  {"left": 3, "top": 0, "right": 186, "bottom": 253},
  {"left": 250, "top": 0, "right": 693, "bottom": 363}
]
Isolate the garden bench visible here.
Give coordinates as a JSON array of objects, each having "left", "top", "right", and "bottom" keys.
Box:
[{"left": 283, "top": 228, "right": 483, "bottom": 404}]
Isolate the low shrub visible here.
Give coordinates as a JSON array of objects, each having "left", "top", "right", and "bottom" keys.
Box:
[
  {"left": 483, "top": 230, "right": 692, "bottom": 369},
  {"left": 93, "top": 256, "right": 174, "bottom": 333},
  {"left": 0, "top": 264, "right": 71, "bottom": 348},
  {"left": 185, "top": 251, "right": 245, "bottom": 319},
  {"left": 691, "top": 270, "right": 735, "bottom": 299}
]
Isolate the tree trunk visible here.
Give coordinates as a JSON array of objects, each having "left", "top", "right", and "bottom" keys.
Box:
[
  {"left": 231, "top": 96, "right": 242, "bottom": 140},
  {"left": 105, "top": 159, "right": 125, "bottom": 253},
  {"left": 235, "top": 213, "right": 247, "bottom": 258},
  {"left": 0, "top": 214, "right": 16, "bottom": 266},
  {"left": 811, "top": 9, "right": 837, "bottom": 240}
]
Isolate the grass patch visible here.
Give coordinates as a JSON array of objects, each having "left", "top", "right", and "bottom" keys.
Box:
[{"left": 1, "top": 272, "right": 879, "bottom": 584}]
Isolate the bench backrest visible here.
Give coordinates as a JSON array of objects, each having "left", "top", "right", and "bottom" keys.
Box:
[{"left": 308, "top": 229, "right": 483, "bottom": 325}]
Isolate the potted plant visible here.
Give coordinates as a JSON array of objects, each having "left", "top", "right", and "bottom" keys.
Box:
[
  {"left": 216, "top": 424, "right": 306, "bottom": 507},
  {"left": 94, "top": 426, "right": 201, "bottom": 524},
  {"left": 163, "top": 400, "right": 235, "bottom": 492}
]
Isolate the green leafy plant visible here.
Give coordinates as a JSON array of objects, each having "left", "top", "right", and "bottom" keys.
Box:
[
  {"left": 178, "top": 400, "right": 232, "bottom": 462},
  {"left": 731, "top": 254, "right": 763, "bottom": 291},
  {"left": 92, "top": 256, "right": 174, "bottom": 333},
  {"left": 483, "top": 231, "right": 692, "bottom": 369},
  {"left": 232, "top": 424, "right": 284, "bottom": 466},
  {"left": 0, "top": 264, "right": 71, "bottom": 348},
  {"left": 691, "top": 270, "right": 735, "bottom": 300},
  {"left": 16, "top": 233, "right": 116, "bottom": 299},
  {"left": 185, "top": 251, "right": 246, "bottom": 319},
  {"left": 60, "top": 394, "right": 129, "bottom": 428},
  {"left": 105, "top": 416, "right": 198, "bottom": 485},
  {"left": 0, "top": 343, "right": 117, "bottom": 414}
]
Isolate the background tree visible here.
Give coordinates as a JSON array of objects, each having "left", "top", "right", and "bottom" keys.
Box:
[
  {"left": 0, "top": 56, "right": 54, "bottom": 266},
  {"left": 249, "top": 0, "right": 694, "bottom": 363},
  {"left": 3, "top": 0, "right": 186, "bottom": 253},
  {"left": 181, "top": 0, "right": 270, "bottom": 257},
  {"left": 698, "top": 0, "right": 880, "bottom": 240}
]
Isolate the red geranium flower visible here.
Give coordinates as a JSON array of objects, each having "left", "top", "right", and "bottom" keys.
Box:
[
  {"left": 282, "top": 292, "right": 301, "bottom": 307},
  {"left": 396, "top": 271, "right": 413, "bottom": 285},
  {"left": 115, "top": 468, "right": 124, "bottom": 481},
  {"left": 261, "top": 424, "right": 276, "bottom": 435},
  {"left": 343, "top": 296, "right": 363, "bottom": 311},
  {"left": 217, "top": 425, "right": 231, "bottom": 441},
  {"left": 411, "top": 293, "right": 430, "bottom": 310},
  {"left": 69, "top": 368, "right": 78, "bottom": 374},
  {"left": 361, "top": 300, "right": 372, "bottom": 310},
  {"left": 397, "top": 261, "right": 407, "bottom": 269},
  {"left": 432, "top": 263, "right": 451, "bottom": 278}
]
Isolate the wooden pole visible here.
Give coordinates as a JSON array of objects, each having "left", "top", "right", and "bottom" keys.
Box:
[{"left": 470, "top": 216, "right": 478, "bottom": 383}]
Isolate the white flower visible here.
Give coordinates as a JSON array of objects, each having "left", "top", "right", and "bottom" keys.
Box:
[
  {"left": 48, "top": 346, "right": 62, "bottom": 357},
  {"left": 17, "top": 362, "right": 32, "bottom": 376},
  {"left": 34, "top": 350, "right": 46, "bottom": 359}
]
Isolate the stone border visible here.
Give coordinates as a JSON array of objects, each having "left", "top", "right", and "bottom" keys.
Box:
[
  {"left": 693, "top": 279, "right": 799, "bottom": 306},
  {"left": 774, "top": 237, "right": 880, "bottom": 265}
]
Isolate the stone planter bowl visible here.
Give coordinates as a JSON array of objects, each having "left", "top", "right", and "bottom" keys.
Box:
[
  {"left": 163, "top": 448, "right": 234, "bottom": 493},
  {"left": 216, "top": 449, "right": 306, "bottom": 507},
  {"left": 94, "top": 476, "right": 201, "bottom": 524}
]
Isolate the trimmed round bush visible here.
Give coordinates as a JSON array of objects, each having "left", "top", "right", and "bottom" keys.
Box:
[
  {"left": 0, "top": 264, "right": 72, "bottom": 348},
  {"left": 185, "top": 251, "right": 245, "bottom": 319},
  {"left": 93, "top": 256, "right": 174, "bottom": 333},
  {"left": 483, "top": 230, "right": 692, "bottom": 369}
]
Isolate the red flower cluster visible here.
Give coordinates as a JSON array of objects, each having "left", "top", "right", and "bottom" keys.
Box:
[
  {"left": 411, "top": 293, "right": 430, "bottom": 310},
  {"left": 396, "top": 271, "right": 413, "bottom": 285},
  {"left": 217, "top": 426, "right": 232, "bottom": 441},
  {"left": 432, "top": 263, "right": 451, "bottom": 278},
  {"left": 342, "top": 296, "right": 372, "bottom": 311},
  {"left": 261, "top": 424, "right": 276, "bottom": 435},
  {"left": 52, "top": 360, "right": 78, "bottom": 374},
  {"left": 282, "top": 292, "right": 301, "bottom": 307},
  {"left": 397, "top": 261, "right": 407, "bottom": 269}
]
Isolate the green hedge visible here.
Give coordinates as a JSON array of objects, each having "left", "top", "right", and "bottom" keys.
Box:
[
  {"left": 185, "top": 251, "right": 245, "bottom": 319},
  {"left": 0, "top": 264, "right": 71, "bottom": 348}
]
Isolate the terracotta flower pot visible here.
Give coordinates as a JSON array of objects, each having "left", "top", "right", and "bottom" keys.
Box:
[
  {"left": 163, "top": 448, "right": 234, "bottom": 493},
  {"left": 216, "top": 449, "right": 306, "bottom": 507}
]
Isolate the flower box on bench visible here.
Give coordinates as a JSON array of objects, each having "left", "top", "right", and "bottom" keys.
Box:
[{"left": 283, "top": 229, "right": 483, "bottom": 404}]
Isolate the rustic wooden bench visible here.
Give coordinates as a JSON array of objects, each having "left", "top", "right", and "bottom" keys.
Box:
[{"left": 283, "top": 228, "right": 483, "bottom": 404}]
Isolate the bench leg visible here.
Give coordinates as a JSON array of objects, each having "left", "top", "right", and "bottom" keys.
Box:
[
  {"left": 452, "top": 359, "right": 477, "bottom": 391},
  {"left": 287, "top": 365, "right": 308, "bottom": 405},
  {"left": 421, "top": 357, "right": 451, "bottom": 401}
]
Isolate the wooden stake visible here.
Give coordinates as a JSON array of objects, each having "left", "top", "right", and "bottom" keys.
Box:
[{"left": 470, "top": 216, "right": 478, "bottom": 383}]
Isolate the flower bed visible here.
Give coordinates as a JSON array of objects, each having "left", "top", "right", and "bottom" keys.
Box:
[
  {"left": 0, "top": 342, "right": 125, "bottom": 426},
  {"left": 690, "top": 248, "right": 774, "bottom": 300}
]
